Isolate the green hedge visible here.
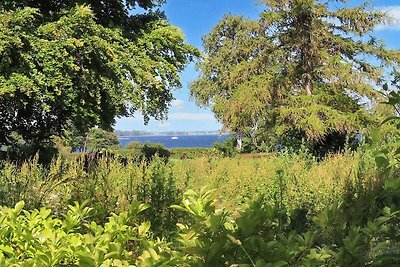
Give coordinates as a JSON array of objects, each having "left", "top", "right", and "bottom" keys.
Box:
[{"left": 169, "top": 147, "right": 213, "bottom": 159}]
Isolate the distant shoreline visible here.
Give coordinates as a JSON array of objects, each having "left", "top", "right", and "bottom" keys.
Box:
[
  {"left": 115, "top": 131, "right": 230, "bottom": 138},
  {"left": 117, "top": 134, "right": 232, "bottom": 149}
]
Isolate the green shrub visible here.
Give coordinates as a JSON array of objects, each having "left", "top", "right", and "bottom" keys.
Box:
[
  {"left": 118, "top": 142, "right": 170, "bottom": 163},
  {"left": 86, "top": 128, "right": 121, "bottom": 152},
  {"left": 0, "top": 156, "right": 76, "bottom": 211},
  {"left": 0, "top": 200, "right": 184, "bottom": 266},
  {"left": 212, "top": 137, "right": 237, "bottom": 157},
  {"left": 169, "top": 147, "right": 213, "bottom": 159},
  {"left": 142, "top": 143, "right": 170, "bottom": 161},
  {"left": 0, "top": 147, "right": 381, "bottom": 238},
  {"left": 125, "top": 141, "right": 142, "bottom": 150},
  {"left": 2, "top": 185, "right": 400, "bottom": 266},
  {"left": 1, "top": 140, "right": 58, "bottom": 165},
  {"left": 136, "top": 158, "right": 183, "bottom": 237},
  {"left": 0, "top": 149, "right": 378, "bottom": 218},
  {"left": 114, "top": 148, "right": 145, "bottom": 163},
  {"left": 171, "top": 186, "right": 400, "bottom": 266}
]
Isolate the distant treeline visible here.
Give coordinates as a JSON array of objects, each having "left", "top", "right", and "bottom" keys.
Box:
[{"left": 115, "top": 130, "right": 221, "bottom": 137}]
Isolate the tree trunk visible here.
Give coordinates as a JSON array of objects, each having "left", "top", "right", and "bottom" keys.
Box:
[
  {"left": 303, "top": 41, "right": 314, "bottom": 95},
  {"left": 300, "top": 12, "right": 314, "bottom": 96},
  {"left": 304, "top": 72, "right": 313, "bottom": 95},
  {"left": 251, "top": 121, "right": 258, "bottom": 147},
  {"left": 236, "top": 132, "right": 243, "bottom": 152}
]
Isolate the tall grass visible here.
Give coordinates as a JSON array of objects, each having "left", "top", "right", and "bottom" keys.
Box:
[
  {"left": 171, "top": 150, "right": 379, "bottom": 214},
  {"left": 0, "top": 150, "right": 380, "bottom": 231}
]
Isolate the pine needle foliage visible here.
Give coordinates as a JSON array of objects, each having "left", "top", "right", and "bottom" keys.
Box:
[{"left": 190, "top": 0, "right": 400, "bottom": 153}]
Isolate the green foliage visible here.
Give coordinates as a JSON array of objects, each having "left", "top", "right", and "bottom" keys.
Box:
[
  {"left": 0, "top": 156, "right": 184, "bottom": 234},
  {"left": 191, "top": 0, "right": 400, "bottom": 155},
  {"left": 121, "top": 142, "right": 170, "bottom": 162},
  {"left": 1, "top": 125, "right": 400, "bottom": 265},
  {"left": 366, "top": 89, "right": 400, "bottom": 176},
  {"left": 0, "top": 2, "right": 198, "bottom": 147},
  {"left": 2, "top": 148, "right": 378, "bottom": 216},
  {"left": 86, "top": 128, "right": 121, "bottom": 152},
  {"left": 142, "top": 143, "right": 171, "bottom": 161},
  {"left": 0, "top": 200, "right": 185, "bottom": 266},
  {"left": 0, "top": 0, "right": 167, "bottom": 35},
  {"left": 172, "top": 184, "right": 400, "bottom": 266},
  {"left": 3, "top": 182, "right": 400, "bottom": 266},
  {"left": 172, "top": 150, "right": 378, "bottom": 214},
  {"left": 0, "top": 149, "right": 379, "bottom": 221},
  {"left": 69, "top": 156, "right": 179, "bottom": 229},
  {"left": 136, "top": 158, "right": 182, "bottom": 236},
  {"left": 212, "top": 137, "right": 237, "bottom": 157},
  {"left": 126, "top": 141, "right": 143, "bottom": 150},
  {"left": 0, "top": 132, "right": 58, "bottom": 164},
  {"left": 169, "top": 148, "right": 213, "bottom": 159}
]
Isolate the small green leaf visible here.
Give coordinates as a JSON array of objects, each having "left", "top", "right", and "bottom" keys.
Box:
[
  {"left": 0, "top": 245, "right": 13, "bottom": 256},
  {"left": 370, "top": 128, "right": 381, "bottom": 142},
  {"left": 138, "top": 221, "right": 151, "bottom": 236},
  {"left": 14, "top": 201, "right": 25, "bottom": 215},
  {"left": 375, "top": 154, "right": 389, "bottom": 168}
]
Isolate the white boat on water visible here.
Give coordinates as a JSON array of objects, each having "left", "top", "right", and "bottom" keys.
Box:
[{"left": 171, "top": 136, "right": 178, "bottom": 140}]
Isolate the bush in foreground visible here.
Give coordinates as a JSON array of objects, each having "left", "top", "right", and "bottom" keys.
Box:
[{"left": 2, "top": 184, "right": 400, "bottom": 266}]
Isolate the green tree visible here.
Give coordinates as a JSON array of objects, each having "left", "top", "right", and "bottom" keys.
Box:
[
  {"left": 191, "top": 16, "right": 275, "bottom": 150},
  {"left": 0, "top": 1, "right": 198, "bottom": 148},
  {"left": 126, "top": 141, "right": 143, "bottom": 150},
  {"left": 86, "top": 128, "right": 121, "bottom": 152},
  {"left": 191, "top": 0, "right": 400, "bottom": 154}
]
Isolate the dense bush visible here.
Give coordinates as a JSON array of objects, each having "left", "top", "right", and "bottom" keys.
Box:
[
  {"left": 0, "top": 133, "right": 58, "bottom": 164},
  {"left": 142, "top": 143, "right": 171, "bottom": 161},
  {"left": 212, "top": 137, "right": 237, "bottom": 157},
  {"left": 171, "top": 150, "right": 378, "bottom": 213},
  {"left": 169, "top": 148, "right": 213, "bottom": 159},
  {"left": 7, "top": 144, "right": 398, "bottom": 263},
  {"left": 0, "top": 200, "right": 178, "bottom": 266},
  {"left": 125, "top": 141, "right": 143, "bottom": 150},
  {"left": 86, "top": 128, "right": 121, "bottom": 152},
  {"left": 0, "top": 124, "right": 398, "bottom": 266},
  {"left": 121, "top": 142, "right": 170, "bottom": 163},
  {"left": 2, "top": 181, "right": 400, "bottom": 266},
  {"left": 136, "top": 159, "right": 183, "bottom": 236},
  {"left": 0, "top": 156, "right": 182, "bottom": 234},
  {"left": 170, "top": 187, "right": 400, "bottom": 266}
]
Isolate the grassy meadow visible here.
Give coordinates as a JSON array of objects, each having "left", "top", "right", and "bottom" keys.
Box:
[
  {"left": 2, "top": 148, "right": 399, "bottom": 266},
  {"left": 171, "top": 151, "right": 379, "bottom": 213},
  {"left": 0, "top": 149, "right": 380, "bottom": 218}
]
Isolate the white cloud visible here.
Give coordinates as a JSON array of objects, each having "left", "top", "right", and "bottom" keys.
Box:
[
  {"left": 169, "top": 112, "right": 215, "bottom": 120},
  {"left": 375, "top": 6, "right": 400, "bottom": 31},
  {"left": 170, "top": 99, "right": 185, "bottom": 111}
]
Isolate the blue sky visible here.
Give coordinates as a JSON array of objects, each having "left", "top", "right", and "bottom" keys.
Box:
[{"left": 115, "top": 0, "right": 400, "bottom": 132}]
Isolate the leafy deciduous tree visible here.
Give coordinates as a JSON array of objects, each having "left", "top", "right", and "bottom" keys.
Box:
[{"left": 0, "top": 1, "right": 198, "bottom": 147}]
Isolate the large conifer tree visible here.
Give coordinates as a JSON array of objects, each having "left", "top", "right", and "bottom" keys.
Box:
[{"left": 191, "top": 0, "right": 400, "bottom": 154}]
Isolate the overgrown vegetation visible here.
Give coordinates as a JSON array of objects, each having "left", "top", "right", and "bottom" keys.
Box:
[
  {"left": 2, "top": 167, "right": 400, "bottom": 266},
  {"left": 0, "top": 149, "right": 380, "bottom": 231},
  {"left": 2, "top": 129, "right": 398, "bottom": 265},
  {"left": 2, "top": 0, "right": 400, "bottom": 266}
]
